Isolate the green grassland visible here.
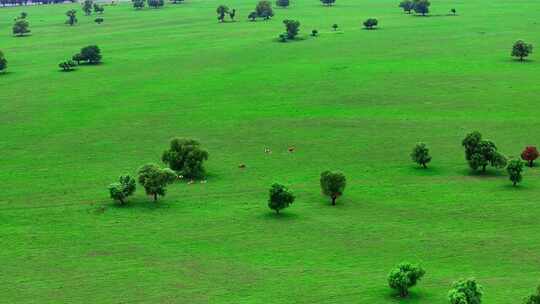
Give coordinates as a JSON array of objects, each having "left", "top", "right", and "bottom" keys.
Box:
[{"left": 1, "top": 0, "right": 540, "bottom": 302}]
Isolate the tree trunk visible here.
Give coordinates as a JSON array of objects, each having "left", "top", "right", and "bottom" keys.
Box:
[
  {"left": 153, "top": 193, "right": 158, "bottom": 202},
  {"left": 482, "top": 164, "right": 487, "bottom": 172},
  {"left": 119, "top": 198, "right": 124, "bottom": 205},
  {"left": 276, "top": 209, "right": 280, "bottom": 214},
  {"left": 513, "top": 181, "right": 517, "bottom": 186},
  {"left": 331, "top": 196, "right": 336, "bottom": 206},
  {"left": 529, "top": 160, "right": 534, "bottom": 167},
  {"left": 422, "top": 162, "right": 427, "bottom": 168}
]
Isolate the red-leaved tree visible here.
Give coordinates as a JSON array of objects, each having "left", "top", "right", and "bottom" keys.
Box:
[{"left": 521, "top": 146, "right": 539, "bottom": 167}]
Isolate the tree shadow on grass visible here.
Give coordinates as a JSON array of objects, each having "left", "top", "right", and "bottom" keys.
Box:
[
  {"left": 408, "top": 165, "right": 444, "bottom": 176},
  {"left": 382, "top": 290, "right": 428, "bottom": 303},
  {"left": 458, "top": 168, "right": 506, "bottom": 178},
  {"left": 258, "top": 211, "right": 299, "bottom": 221},
  {"left": 102, "top": 196, "right": 173, "bottom": 211}
]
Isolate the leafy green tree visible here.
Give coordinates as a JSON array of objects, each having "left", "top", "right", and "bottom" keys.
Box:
[
  {"left": 388, "top": 263, "right": 425, "bottom": 297},
  {"left": 248, "top": 11, "right": 257, "bottom": 21},
  {"left": 283, "top": 19, "right": 300, "bottom": 39},
  {"left": 321, "top": 0, "right": 335, "bottom": 6},
  {"left": 512, "top": 40, "right": 533, "bottom": 61},
  {"left": 59, "top": 60, "right": 76, "bottom": 71},
  {"left": 229, "top": 8, "right": 236, "bottom": 21},
  {"left": 12, "top": 19, "right": 30, "bottom": 36},
  {"left": 448, "top": 279, "right": 483, "bottom": 304},
  {"left": 521, "top": 146, "right": 539, "bottom": 167},
  {"left": 19, "top": 12, "right": 28, "bottom": 19},
  {"left": 507, "top": 159, "right": 523, "bottom": 186},
  {"left": 0, "top": 50, "right": 7, "bottom": 73},
  {"left": 413, "top": 0, "right": 430, "bottom": 16},
  {"left": 132, "top": 0, "right": 145, "bottom": 9},
  {"left": 450, "top": 8, "right": 456, "bottom": 15},
  {"left": 78, "top": 45, "right": 102, "bottom": 64},
  {"left": 276, "top": 0, "right": 289, "bottom": 8},
  {"left": 216, "top": 5, "right": 229, "bottom": 22},
  {"left": 320, "top": 170, "right": 346, "bottom": 205},
  {"left": 82, "top": 0, "right": 93, "bottom": 15},
  {"left": 268, "top": 183, "right": 295, "bottom": 214},
  {"left": 95, "top": 17, "right": 104, "bottom": 24},
  {"left": 161, "top": 138, "right": 209, "bottom": 179},
  {"left": 278, "top": 33, "right": 287, "bottom": 42},
  {"left": 93, "top": 3, "right": 104, "bottom": 14},
  {"left": 137, "top": 163, "right": 177, "bottom": 202},
  {"left": 148, "top": 0, "right": 164, "bottom": 8},
  {"left": 255, "top": 0, "right": 273, "bottom": 19},
  {"left": 66, "top": 9, "right": 78, "bottom": 26},
  {"left": 462, "top": 131, "right": 507, "bottom": 173},
  {"left": 311, "top": 29, "right": 318, "bottom": 36},
  {"left": 108, "top": 175, "right": 136, "bottom": 205},
  {"left": 363, "top": 18, "right": 378, "bottom": 29},
  {"left": 332, "top": 23, "right": 338, "bottom": 31},
  {"left": 525, "top": 285, "right": 540, "bottom": 304},
  {"left": 411, "top": 142, "right": 432, "bottom": 168},
  {"left": 399, "top": 0, "right": 414, "bottom": 13}
]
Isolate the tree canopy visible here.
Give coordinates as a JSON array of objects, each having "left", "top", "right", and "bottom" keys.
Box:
[
  {"left": 388, "top": 263, "right": 425, "bottom": 297},
  {"left": 0, "top": 50, "right": 7, "bottom": 73},
  {"left": 448, "top": 279, "right": 483, "bottom": 304},
  {"left": 108, "top": 175, "right": 136, "bottom": 204},
  {"left": 521, "top": 146, "right": 539, "bottom": 167},
  {"left": 462, "top": 131, "right": 507, "bottom": 173},
  {"left": 512, "top": 40, "right": 533, "bottom": 61},
  {"left": 13, "top": 18, "right": 30, "bottom": 36},
  {"left": 411, "top": 142, "right": 432, "bottom": 168},
  {"left": 268, "top": 183, "right": 295, "bottom": 214},
  {"left": 137, "top": 163, "right": 177, "bottom": 202},
  {"left": 320, "top": 171, "right": 346, "bottom": 205},
  {"left": 162, "top": 138, "right": 209, "bottom": 179}
]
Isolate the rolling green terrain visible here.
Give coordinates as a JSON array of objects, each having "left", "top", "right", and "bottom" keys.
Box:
[{"left": 1, "top": 0, "right": 540, "bottom": 302}]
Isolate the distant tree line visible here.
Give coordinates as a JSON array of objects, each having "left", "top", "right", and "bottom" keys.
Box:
[{"left": 0, "top": 0, "right": 75, "bottom": 6}]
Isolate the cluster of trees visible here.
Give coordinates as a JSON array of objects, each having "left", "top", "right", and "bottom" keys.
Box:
[
  {"left": 275, "top": 0, "right": 288, "bottom": 8},
  {"left": 411, "top": 132, "right": 539, "bottom": 186},
  {"left": 248, "top": 0, "right": 274, "bottom": 21},
  {"left": 398, "top": 0, "right": 431, "bottom": 16},
  {"left": 132, "top": 0, "right": 164, "bottom": 9},
  {"left": 0, "top": 0, "right": 75, "bottom": 6},
  {"left": 268, "top": 171, "right": 346, "bottom": 213},
  {"left": 82, "top": 0, "right": 104, "bottom": 15},
  {"left": 12, "top": 12, "right": 30, "bottom": 36},
  {"left": 109, "top": 138, "right": 209, "bottom": 204},
  {"left": 320, "top": 0, "right": 335, "bottom": 6},
  {"left": 216, "top": 5, "right": 236, "bottom": 22},
  {"left": 59, "top": 45, "right": 102, "bottom": 72}
]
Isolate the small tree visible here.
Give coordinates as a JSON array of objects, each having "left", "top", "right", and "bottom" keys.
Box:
[
  {"left": 78, "top": 45, "right": 102, "bottom": 64},
  {"left": 278, "top": 33, "right": 287, "bottom": 42},
  {"left": 411, "top": 143, "right": 432, "bottom": 168},
  {"left": 255, "top": 0, "right": 273, "bottom": 19},
  {"left": 525, "top": 285, "right": 540, "bottom": 304},
  {"left": 268, "top": 183, "right": 295, "bottom": 214},
  {"left": 95, "top": 17, "right": 104, "bottom": 24},
  {"left": 171, "top": 0, "right": 184, "bottom": 3},
  {"left": 13, "top": 19, "right": 30, "bottom": 36},
  {"left": 137, "top": 164, "right": 177, "bottom": 202},
  {"left": 229, "top": 8, "right": 236, "bottom": 21},
  {"left": 512, "top": 40, "right": 533, "bottom": 62},
  {"left": 311, "top": 29, "right": 318, "bottom": 36},
  {"left": 388, "top": 263, "right": 425, "bottom": 297},
  {"left": 108, "top": 175, "right": 136, "bottom": 205},
  {"left": 462, "top": 131, "right": 507, "bottom": 173},
  {"left": 332, "top": 23, "right": 338, "bottom": 31},
  {"left": 283, "top": 19, "right": 300, "bottom": 39},
  {"left": 133, "top": 0, "right": 145, "bottom": 9},
  {"left": 82, "top": 0, "right": 93, "bottom": 15},
  {"left": 507, "top": 159, "right": 523, "bottom": 186},
  {"left": 162, "top": 138, "right": 209, "bottom": 179},
  {"left": 399, "top": 0, "right": 414, "bottom": 13},
  {"left": 148, "top": 0, "right": 164, "bottom": 8},
  {"left": 216, "top": 5, "right": 229, "bottom": 22},
  {"left": 450, "top": 8, "right": 456, "bottom": 15},
  {"left": 413, "top": 0, "right": 430, "bottom": 16},
  {"left": 276, "top": 0, "right": 289, "bottom": 8},
  {"left": 521, "top": 146, "right": 539, "bottom": 167},
  {"left": 448, "top": 279, "right": 483, "bottom": 304},
  {"left": 19, "top": 12, "right": 28, "bottom": 19},
  {"left": 66, "top": 10, "right": 78, "bottom": 26},
  {"left": 248, "top": 11, "right": 257, "bottom": 21},
  {"left": 363, "top": 18, "right": 378, "bottom": 29},
  {"left": 320, "top": 171, "right": 346, "bottom": 205},
  {"left": 321, "top": 0, "right": 335, "bottom": 6},
  {"left": 0, "top": 50, "right": 7, "bottom": 73},
  {"left": 59, "top": 60, "right": 76, "bottom": 71},
  {"left": 93, "top": 3, "right": 104, "bottom": 14}
]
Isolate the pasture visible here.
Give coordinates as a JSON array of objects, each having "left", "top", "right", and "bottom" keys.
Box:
[{"left": 1, "top": 0, "right": 540, "bottom": 302}]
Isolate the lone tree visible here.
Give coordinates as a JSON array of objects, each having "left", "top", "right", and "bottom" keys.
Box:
[
  {"left": 525, "top": 285, "right": 540, "bottom": 304},
  {"left": 399, "top": 0, "right": 414, "bottom": 13},
  {"left": 363, "top": 18, "right": 378, "bottom": 29},
  {"left": 283, "top": 19, "right": 300, "bottom": 39},
  {"left": 506, "top": 159, "right": 523, "bottom": 186},
  {"left": 413, "top": 0, "right": 430, "bottom": 16},
  {"left": 255, "top": 0, "right": 274, "bottom": 19},
  {"left": 19, "top": 12, "right": 28, "bottom": 19},
  {"left": 448, "top": 279, "right": 483, "bottom": 304},
  {"left": 95, "top": 17, "right": 104, "bottom": 24},
  {"left": 74, "top": 45, "right": 102, "bottom": 64},
  {"left": 387, "top": 263, "right": 426, "bottom": 297},
  {"left": 66, "top": 10, "right": 78, "bottom": 26},
  {"left": 248, "top": 11, "right": 257, "bottom": 21},
  {"left": 148, "top": 0, "right": 164, "bottom": 8},
  {"left": 276, "top": 0, "right": 289, "bottom": 8},
  {"left": 321, "top": 0, "right": 335, "bottom": 6},
  {"left": 268, "top": 183, "right": 295, "bottom": 214},
  {"left": 108, "top": 175, "right": 136, "bottom": 205},
  {"left": 161, "top": 138, "right": 209, "bottom": 179},
  {"left": 133, "top": 0, "right": 145, "bottom": 9},
  {"left": 512, "top": 40, "right": 533, "bottom": 61},
  {"left": 59, "top": 60, "right": 76, "bottom": 71},
  {"left": 332, "top": 23, "right": 338, "bottom": 31},
  {"left": 320, "top": 170, "right": 346, "bottom": 205},
  {"left": 462, "top": 131, "right": 507, "bottom": 173},
  {"left": 229, "top": 8, "right": 236, "bottom": 21},
  {"left": 0, "top": 50, "right": 7, "bottom": 73},
  {"left": 93, "top": 3, "right": 104, "bottom": 14},
  {"left": 216, "top": 5, "right": 229, "bottom": 22},
  {"left": 13, "top": 19, "right": 30, "bottom": 36},
  {"left": 311, "top": 29, "right": 318, "bottom": 36},
  {"left": 411, "top": 142, "right": 432, "bottom": 168},
  {"left": 521, "top": 146, "right": 539, "bottom": 167},
  {"left": 450, "top": 8, "right": 456, "bottom": 15},
  {"left": 82, "top": 0, "right": 93, "bottom": 15},
  {"left": 137, "top": 163, "right": 177, "bottom": 202}
]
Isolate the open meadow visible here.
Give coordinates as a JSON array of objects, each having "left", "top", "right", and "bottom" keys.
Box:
[{"left": 1, "top": 0, "right": 540, "bottom": 302}]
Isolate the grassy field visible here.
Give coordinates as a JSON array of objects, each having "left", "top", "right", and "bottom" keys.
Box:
[{"left": 2, "top": 0, "right": 540, "bottom": 302}]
